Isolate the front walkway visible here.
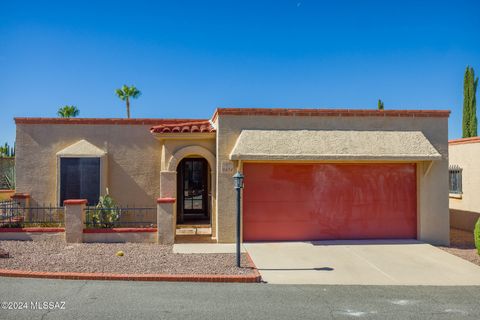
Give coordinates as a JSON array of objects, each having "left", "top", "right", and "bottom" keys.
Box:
[{"left": 244, "top": 240, "right": 480, "bottom": 285}]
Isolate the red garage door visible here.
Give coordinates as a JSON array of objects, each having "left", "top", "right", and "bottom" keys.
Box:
[{"left": 243, "top": 163, "right": 417, "bottom": 241}]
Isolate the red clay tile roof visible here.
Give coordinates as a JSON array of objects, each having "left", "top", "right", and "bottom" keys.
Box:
[{"left": 150, "top": 120, "right": 215, "bottom": 134}]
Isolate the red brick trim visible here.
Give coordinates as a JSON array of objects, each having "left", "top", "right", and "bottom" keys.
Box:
[
  {"left": 449, "top": 137, "right": 480, "bottom": 145},
  {"left": 0, "top": 190, "right": 14, "bottom": 193},
  {"left": 0, "top": 269, "right": 260, "bottom": 282},
  {"left": 211, "top": 108, "right": 451, "bottom": 121},
  {"left": 14, "top": 118, "right": 207, "bottom": 125},
  {"left": 246, "top": 252, "right": 262, "bottom": 282},
  {"left": 83, "top": 228, "right": 157, "bottom": 233},
  {"left": 10, "top": 193, "right": 30, "bottom": 199},
  {"left": 157, "top": 198, "right": 176, "bottom": 204},
  {"left": 0, "top": 228, "right": 64, "bottom": 233},
  {"left": 63, "top": 199, "right": 88, "bottom": 205}
]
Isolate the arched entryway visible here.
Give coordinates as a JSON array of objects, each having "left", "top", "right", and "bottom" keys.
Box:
[
  {"left": 163, "top": 145, "right": 217, "bottom": 241},
  {"left": 176, "top": 157, "right": 211, "bottom": 224}
]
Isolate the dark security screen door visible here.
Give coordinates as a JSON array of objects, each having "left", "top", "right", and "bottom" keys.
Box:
[
  {"left": 60, "top": 158, "right": 100, "bottom": 206},
  {"left": 182, "top": 158, "right": 208, "bottom": 215}
]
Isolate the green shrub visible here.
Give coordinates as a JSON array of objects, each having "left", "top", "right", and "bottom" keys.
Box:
[{"left": 475, "top": 218, "right": 480, "bottom": 256}]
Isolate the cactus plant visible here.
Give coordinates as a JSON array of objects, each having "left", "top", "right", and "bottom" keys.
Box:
[{"left": 92, "top": 191, "right": 120, "bottom": 228}]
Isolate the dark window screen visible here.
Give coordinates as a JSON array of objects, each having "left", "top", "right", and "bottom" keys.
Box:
[{"left": 60, "top": 158, "right": 100, "bottom": 206}]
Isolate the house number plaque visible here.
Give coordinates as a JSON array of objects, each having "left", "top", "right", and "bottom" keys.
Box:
[{"left": 221, "top": 160, "right": 234, "bottom": 174}]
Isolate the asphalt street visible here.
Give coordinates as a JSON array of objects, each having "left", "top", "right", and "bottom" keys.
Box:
[{"left": 1, "top": 277, "right": 479, "bottom": 319}]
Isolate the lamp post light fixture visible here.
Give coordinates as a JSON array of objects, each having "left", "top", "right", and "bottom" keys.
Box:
[{"left": 233, "top": 171, "right": 244, "bottom": 267}]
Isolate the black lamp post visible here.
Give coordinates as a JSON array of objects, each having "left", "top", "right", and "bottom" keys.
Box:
[{"left": 233, "top": 171, "right": 244, "bottom": 267}]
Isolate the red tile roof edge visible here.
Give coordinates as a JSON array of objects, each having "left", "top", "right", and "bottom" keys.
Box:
[
  {"left": 211, "top": 108, "right": 451, "bottom": 122},
  {"left": 150, "top": 120, "right": 215, "bottom": 134},
  {"left": 449, "top": 136, "right": 480, "bottom": 145},
  {"left": 15, "top": 108, "right": 451, "bottom": 127},
  {"left": 14, "top": 118, "right": 207, "bottom": 125}
]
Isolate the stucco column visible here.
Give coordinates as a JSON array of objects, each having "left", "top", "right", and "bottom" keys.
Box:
[
  {"left": 159, "top": 171, "right": 177, "bottom": 198},
  {"left": 157, "top": 198, "right": 175, "bottom": 245},
  {"left": 64, "top": 199, "right": 87, "bottom": 243},
  {"left": 11, "top": 193, "right": 30, "bottom": 222}
]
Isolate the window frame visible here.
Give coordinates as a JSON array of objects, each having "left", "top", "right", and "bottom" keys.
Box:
[
  {"left": 448, "top": 165, "right": 463, "bottom": 195},
  {"left": 57, "top": 155, "right": 106, "bottom": 207}
]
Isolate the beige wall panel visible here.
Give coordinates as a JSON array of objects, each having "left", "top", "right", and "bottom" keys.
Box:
[
  {"left": 16, "top": 124, "right": 162, "bottom": 207},
  {"left": 449, "top": 142, "right": 480, "bottom": 213}
]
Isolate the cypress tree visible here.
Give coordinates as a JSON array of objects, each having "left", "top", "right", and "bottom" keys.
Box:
[
  {"left": 463, "top": 66, "right": 478, "bottom": 138},
  {"left": 378, "top": 99, "right": 384, "bottom": 110},
  {"left": 462, "top": 67, "right": 471, "bottom": 137},
  {"left": 470, "top": 68, "right": 478, "bottom": 136}
]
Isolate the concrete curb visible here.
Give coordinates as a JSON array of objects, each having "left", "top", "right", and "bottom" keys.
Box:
[{"left": 0, "top": 253, "right": 262, "bottom": 283}]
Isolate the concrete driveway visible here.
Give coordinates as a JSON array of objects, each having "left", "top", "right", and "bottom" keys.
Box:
[{"left": 244, "top": 240, "right": 480, "bottom": 285}]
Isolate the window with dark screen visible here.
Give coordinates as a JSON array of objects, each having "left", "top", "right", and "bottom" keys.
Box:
[{"left": 60, "top": 157, "right": 100, "bottom": 206}]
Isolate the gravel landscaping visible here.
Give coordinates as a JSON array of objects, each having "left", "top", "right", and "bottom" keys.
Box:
[
  {"left": 438, "top": 228, "right": 480, "bottom": 267},
  {"left": 0, "top": 238, "right": 254, "bottom": 275}
]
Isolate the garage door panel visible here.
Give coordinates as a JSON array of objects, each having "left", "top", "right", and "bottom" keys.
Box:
[{"left": 243, "top": 163, "right": 417, "bottom": 241}]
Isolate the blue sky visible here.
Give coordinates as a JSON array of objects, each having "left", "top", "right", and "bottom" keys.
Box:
[{"left": 1, "top": 0, "right": 479, "bottom": 145}]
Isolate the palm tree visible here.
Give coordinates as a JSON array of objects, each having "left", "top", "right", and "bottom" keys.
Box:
[
  {"left": 57, "top": 105, "right": 80, "bottom": 118},
  {"left": 115, "top": 85, "right": 141, "bottom": 118}
]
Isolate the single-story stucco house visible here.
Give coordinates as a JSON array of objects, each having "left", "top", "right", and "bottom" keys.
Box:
[
  {"left": 13, "top": 108, "right": 450, "bottom": 245},
  {"left": 449, "top": 136, "right": 480, "bottom": 232}
]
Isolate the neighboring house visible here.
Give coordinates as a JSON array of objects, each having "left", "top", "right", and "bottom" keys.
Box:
[
  {"left": 449, "top": 137, "right": 480, "bottom": 232},
  {"left": 0, "top": 157, "right": 14, "bottom": 190},
  {"left": 14, "top": 108, "right": 450, "bottom": 244}
]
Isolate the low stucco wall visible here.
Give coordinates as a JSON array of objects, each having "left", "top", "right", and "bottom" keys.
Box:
[
  {"left": 0, "top": 230, "right": 64, "bottom": 241},
  {"left": 215, "top": 112, "right": 450, "bottom": 245},
  {"left": 450, "top": 209, "right": 480, "bottom": 232},
  {"left": 83, "top": 230, "right": 157, "bottom": 243}
]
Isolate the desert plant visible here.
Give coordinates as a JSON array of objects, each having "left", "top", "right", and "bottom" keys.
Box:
[
  {"left": 115, "top": 85, "right": 141, "bottom": 118},
  {"left": 474, "top": 218, "right": 480, "bottom": 256},
  {"left": 92, "top": 192, "right": 120, "bottom": 228},
  {"left": 378, "top": 99, "right": 384, "bottom": 110},
  {"left": 57, "top": 105, "right": 80, "bottom": 118}
]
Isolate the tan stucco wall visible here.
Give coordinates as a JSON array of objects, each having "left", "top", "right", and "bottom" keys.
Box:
[
  {"left": 449, "top": 142, "right": 480, "bottom": 231},
  {"left": 15, "top": 124, "right": 162, "bottom": 207},
  {"left": 16, "top": 114, "right": 449, "bottom": 245},
  {"left": 216, "top": 115, "right": 449, "bottom": 245}
]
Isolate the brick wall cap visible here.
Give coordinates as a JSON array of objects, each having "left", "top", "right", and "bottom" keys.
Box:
[
  {"left": 10, "top": 193, "right": 30, "bottom": 199},
  {"left": 63, "top": 199, "right": 88, "bottom": 205},
  {"left": 83, "top": 228, "right": 157, "bottom": 233},
  {"left": 157, "top": 198, "right": 176, "bottom": 203}
]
